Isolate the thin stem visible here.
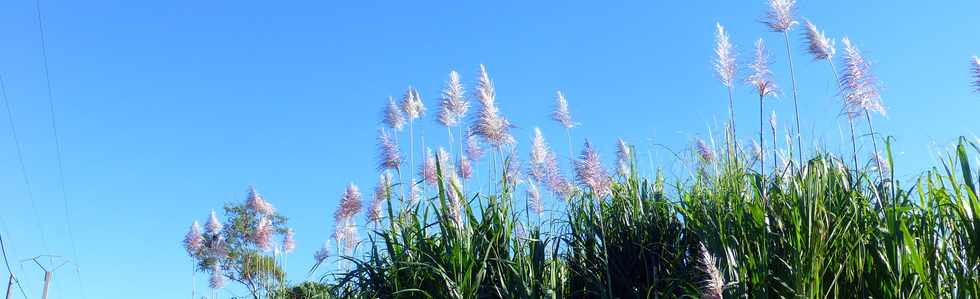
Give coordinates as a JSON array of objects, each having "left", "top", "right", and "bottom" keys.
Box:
[
  {"left": 771, "top": 119, "right": 778, "bottom": 178},
  {"left": 759, "top": 94, "right": 766, "bottom": 190},
  {"left": 864, "top": 111, "right": 885, "bottom": 183},
  {"left": 727, "top": 85, "right": 738, "bottom": 165},
  {"left": 827, "top": 59, "right": 860, "bottom": 174},
  {"left": 565, "top": 127, "right": 574, "bottom": 172},
  {"left": 408, "top": 119, "right": 415, "bottom": 212},
  {"left": 782, "top": 31, "right": 804, "bottom": 162}
]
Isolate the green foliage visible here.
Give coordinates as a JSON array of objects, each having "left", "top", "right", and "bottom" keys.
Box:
[
  {"left": 189, "top": 202, "right": 290, "bottom": 298},
  {"left": 313, "top": 138, "right": 980, "bottom": 299}
]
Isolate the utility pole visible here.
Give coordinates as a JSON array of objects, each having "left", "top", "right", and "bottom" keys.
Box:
[
  {"left": 22, "top": 255, "right": 74, "bottom": 299},
  {"left": 5, "top": 274, "right": 13, "bottom": 299}
]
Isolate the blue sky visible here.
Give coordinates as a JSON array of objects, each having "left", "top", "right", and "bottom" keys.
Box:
[{"left": 0, "top": 0, "right": 978, "bottom": 298}]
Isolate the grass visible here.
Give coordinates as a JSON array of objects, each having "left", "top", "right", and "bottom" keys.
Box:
[{"left": 302, "top": 136, "right": 979, "bottom": 299}]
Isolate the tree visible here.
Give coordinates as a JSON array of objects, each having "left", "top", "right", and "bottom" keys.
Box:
[{"left": 186, "top": 187, "right": 292, "bottom": 299}]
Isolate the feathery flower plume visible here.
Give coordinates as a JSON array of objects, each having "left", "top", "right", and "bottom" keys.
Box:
[
  {"left": 546, "top": 163, "right": 573, "bottom": 197},
  {"left": 401, "top": 86, "right": 425, "bottom": 120},
  {"left": 840, "top": 38, "right": 885, "bottom": 119},
  {"left": 748, "top": 39, "right": 779, "bottom": 97},
  {"left": 552, "top": 91, "right": 575, "bottom": 128},
  {"left": 697, "top": 243, "right": 724, "bottom": 299},
  {"left": 253, "top": 217, "right": 274, "bottom": 252},
  {"left": 971, "top": 56, "right": 980, "bottom": 93},
  {"left": 803, "top": 20, "right": 835, "bottom": 61},
  {"left": 526, "top": 181, "right": 543, "bottom": 215},
  {"left": 246, "top": 186, "right": 274, "bottom": 215},
  {"left": 466, "top": 129, "right": 484, "bottom": 161},
  {"left": 714, "top": 23, "right": 737, "bottom": 87},
  {"left": 367, "top": 173, "right": 390, "bottom": 225},
  {"left": 420, "top": 148, "right": 438, "bottom": 186},
  {"left": 751, "top": 139, "right": 764, "bottom": 161},
  {"left": 696, "top": 139, "right": 716, "bottom": 163},
  {"left": 205, "top": 210, "right": 223, "bottom": 237},
  {"left": 471, "top": 64, "right": 515, "bottom": 148},
  {"left": 183, "top": 221, "right": 204, "bottom": 255},
  {"left": 335, "top": 183, "right": 363, "bottom": 223},
  {"left": 209, "top": 264, "right": 225, "bottom": 289},
  {"left": 515, "top": 222, "right": 527, "bottom": 239},
  {"left": 438, "top": 70, "right": 469, "bottom": 127},
  {"left": 383, "top": 97, "right": 405, "bottom": 131},
  {"left": 505, "top": 147, "right": 523, "bottom": 185},
  {"left": 777, "top": 149, "right": 791, "bottom": 174},
  {"left": 873, "top": 152, "right": 891, "bottom": 178},
  {"left": 445, "top": 174, "right": 463, "bottom": 225},
  {"left": 770, "top": 111, "right": 777, "bottom": 132},
  {"left": 283, "top": 228, "right": 295, "bottom": 254},
  {"left": 377, "top": 128, "right": 401, "bottom": 171},
  {"left": 765, "top": 0, "right": 797, "bottom": 32},
  {"left": 313, "top": 240, "right": 331, "bottom": 263},
  {"left": 528, "top": 128, "right": 552, "bottom": 182},
  {"left": 409, "top": 183, "right": 422, "bottom": 206},
  {"left": 575, "top": 141, "right": 612, "bottom": 197},
  {"left": 616, "top": 139, "right": 631, "bottom": 176},
  {"left": 437, "top": 147, "right": 454, "bottom": 173},
  {"left": 458, "top": 156, "right": 473, "bottom": 179}
]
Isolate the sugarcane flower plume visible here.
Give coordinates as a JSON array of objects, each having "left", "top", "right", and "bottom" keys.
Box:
[
  {"left": 616, "top": 139, "right": 631, "bottom": 176},
  {"left": 971, "top": 56, "right": 980, "bottom": 93},
  {"left": 544, "top": 152, "right": 570, "bottom": 196},
  {"left": 446, "top": 174, "right": 463, "bottom": 225},
  {"left": 697, "top": 243, "right": 724, "bottom": 299},
  {"left": 401, "top": 86, "right": 425, "bottom": 120},
  {"left": 283, "top": 228, "right": 296, "bottom": 254},
  {"left": 874, "top": 152, "right": 891, "bottom": 178},
  {"left": 206, "top": 210, "right": 223, "bottom": 237},
  {"left": 770, "top": 110, "right": 778, "bottom": 133},
  {"left": 209, "top": 264, "right": 225, "bottom": 289},
  {"left": 458, "top": 155, "right": 473, "bottom": 179},
  {"left": 368, "top": 173, "right": 390, "bottom": 225},
  {"left": 526, "top": 181, "right": 543, "bottom": 215},
  {"left": 575, "top": 141, "right": 612, "bottom": 197},
  {"left": 377, "top": 128, "right": 401, "bottom": 171},
  {"left": 471, "top": 64, "right": 515, "bottom": 148},
  {"left": 765, "top": 0, "right": 797, "bottom": 32},
  {"left": 409, "top": 182, "right": 422, "bottom": 206},
  {"left": 314, "top": 240, "right": 331, "bottom": 263},
  {"left": 505, "top": 147, "right": 523, "bottom": 185},
  {"left": 803, "top": 20, "right": 835, "bottom": 61},
  {"left": 748, "top": 38, "right": 779, "bottom": 98},
  {"left": 696, "top": 139, "right": 716, "bottom": 163},
  {"left": 466, "top": 129, "right": 484, "bottom": 161},
  {"left": 246, "top": 186, "right": 275, "bottom": 215},
  {"left": 751, "top": 139, "right": 764, "bottom": 161},
  {"left": 335, "top": 183, "right": 363, "bottom": 223},
  {"left": 438, "top": 70, "right": 469, "bottom": 127},
  {"left": 714, "top": 23, "right": 737, "bottom": 87},
  {"left": 183, "top": 221, "right": 204, "bottom": 255},
  {"left": 552, "top": 90, "right": 575, "bottom": 128},
  {"left": 253, "top": 217, "right": 274, "bottom": 252},
  {"left": 437, "top": 147, "right": 454, "bottom": 174},
  {"left": 383, "top": 96, "right": 405, "bottom": 131},
  {"left": 529, "top": 127, "right": 552, "bottom": 182},
  {"left": 840, "top": 38, "right": 885, "bottom": 119},
  {"left": 420, "top": 148, "right": 438, "bottom": 186}
]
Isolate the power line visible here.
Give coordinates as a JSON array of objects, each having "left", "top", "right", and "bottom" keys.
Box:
[
  {"left": 0, "top": 230, "right": 30, "bottom": 299},
  {"left": 32, "top": 0, "right": 86, "bottom": 297},
  {"left": 0, "top": 76, "right": 48, "bottom": 255}
]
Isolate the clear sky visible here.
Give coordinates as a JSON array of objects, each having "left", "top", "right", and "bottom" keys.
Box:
[{"left": 0, "top": 0, "right": 978, "bottom": 298}]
